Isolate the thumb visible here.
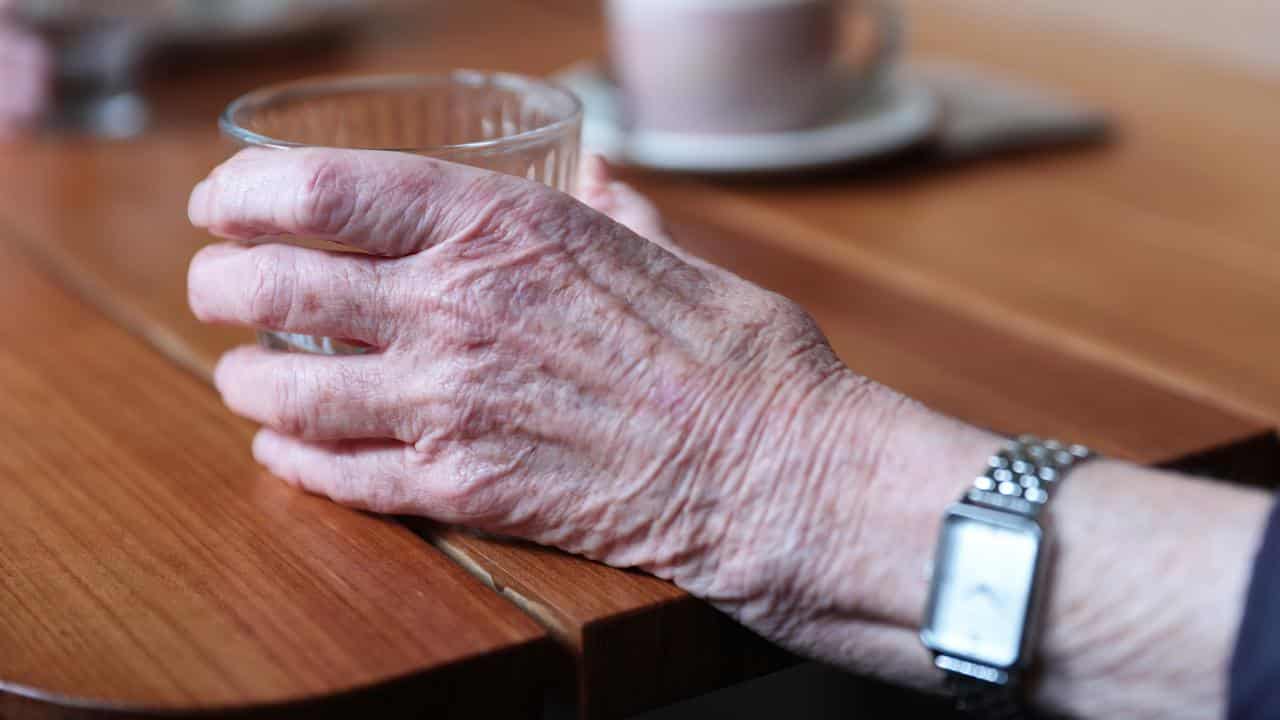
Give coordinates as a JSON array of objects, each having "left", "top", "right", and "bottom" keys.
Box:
[{"left": 575, "top": 154, "right": 678, "bottom": 253}]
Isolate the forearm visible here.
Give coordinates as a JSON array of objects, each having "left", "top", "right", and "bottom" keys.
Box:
[
  {"left": 770, "top": 382, "right": 1272, "bottom": 718},
  {"left": 1032, "top": 457, "right": 1266, "bottom": 718}
]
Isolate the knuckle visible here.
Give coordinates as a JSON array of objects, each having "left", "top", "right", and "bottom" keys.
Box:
[
  {"left": 443, "top": 288, "right": 507, "bottom": 348},
  {"left": 245, "top": 248, "right": 295, "bottom": 328},
  {"left": 331, "top": 255, "right": 370, "bottom": 298},
  {"left": 428, "top": 458, "right": 499, "bottom": 523},
  {"left": 267, "top": 368, "right": 313, "bottom": 437},
  {"left": 425, "top": 248, "right": 573, "bottom": 345},
  {"left": 344, "top": 255, "right": 390, "bottom": 321},
  {"left": 406, "top": 406, "right": 519, "bottom": 524},
  {"left": 361, "top": 470, "right": 411, "bottom": 515},
  {"left": 449, "top": 443, "right": 537, "bottom": 526},
  {"left": 294, "top": 151, "right": 358, "bottom": 236},
  {"left": 323, "top": 460, "right": 366, "bottom": 508},
  {"left": 516, "top": 190, "right": 582, "bottom": 241},
  {"left": 411, "top": 270, "right": 499, "bottom": 351},
  {"left": 417, "top": 369, "right": 479, "bottom": 439},
  {"left": 366, "top": 261, "right": 406, "bottom": 343},
  {"left": 444, "top": 392, "right": 493, "bottom": 439},
  {"left": 457, "top": 174, "right": 571, "bottom": 251},
  {"left": 327, "top": 360, "right": 379, "bottom": 416},
  {"left": 767, "top": 293, "right": 820, "bottom": 336},
  {"left": 728, "top": 292, "right": 824, "bottom": 363}
]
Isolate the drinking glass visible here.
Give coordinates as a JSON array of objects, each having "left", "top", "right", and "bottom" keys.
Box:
[
  {"left": 14, "top": 0, "right": 161, "bottom": 138},
  {"left": 218, "top": 71, "right": 583, "bottom": 354}
]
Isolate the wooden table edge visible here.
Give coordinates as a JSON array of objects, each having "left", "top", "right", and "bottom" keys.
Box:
[{"left": 0, "top": 640, "right": 551, "bottom": 719}]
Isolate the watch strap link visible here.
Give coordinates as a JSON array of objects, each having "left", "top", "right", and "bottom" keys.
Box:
[
  {"left": 965, "top": 435, "right": 1093, "bottom": 517},
  {"left": 946, "top": 674, "right": 1025, "bottom": 720}
]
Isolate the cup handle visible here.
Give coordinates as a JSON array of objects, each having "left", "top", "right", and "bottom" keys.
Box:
[{"left": 839, "top": 0, "right": 904, "bottom": 89}]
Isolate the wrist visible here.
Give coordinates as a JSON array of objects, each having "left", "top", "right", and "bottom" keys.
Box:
[
  {"left": 1034, "top": 462, "right": 1270, "bottom": 718},
  {"left": 803, "top": 395, "right": 1000, "bottom": 663},
  {"left": 692, "top": 367, "right": 900, "bottom": 630},
  {"left": 701, "top": 365, "right": 999, "bottom": 666}
]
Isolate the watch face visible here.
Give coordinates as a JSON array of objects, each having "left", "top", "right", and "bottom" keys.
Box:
[{"left": 922, "top": 508, "right": 1042, "bottom": 669}]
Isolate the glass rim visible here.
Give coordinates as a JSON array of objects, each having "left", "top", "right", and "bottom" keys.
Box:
[{"left": 219, "top": 70, "right": 584, "bottom": 153}]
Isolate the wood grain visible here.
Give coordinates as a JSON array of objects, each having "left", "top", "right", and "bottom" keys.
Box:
[
  {"left": 1, "top": 1, "right": 1277, "bottom": 717},
  {"left": 0, "top": 241, "right": 548, "bottom": 718},
  {"left": 656, "top": 212, "right": 1265, "bottom": 464},
  {"left": 421, "top": 525, "right": 791, "bottom": 720}
]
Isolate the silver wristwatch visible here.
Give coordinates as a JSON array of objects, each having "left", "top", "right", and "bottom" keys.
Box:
[{"left": 920, "top": 435, "right": 1094, "bottom": 717}]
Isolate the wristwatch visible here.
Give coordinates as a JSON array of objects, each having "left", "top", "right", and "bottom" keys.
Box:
[{"left": 920, "top": 435, "right": 1094, "bottom": 717}]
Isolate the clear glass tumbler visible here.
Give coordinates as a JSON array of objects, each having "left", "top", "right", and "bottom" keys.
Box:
[
  {"left": 218, "top": 71, "right": 583, "bottom": 355},
  {"left": 15, "top": 0, "right": 159, "bottom": 138}
]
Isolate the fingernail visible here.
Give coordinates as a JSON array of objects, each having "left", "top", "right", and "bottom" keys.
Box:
[
  {"left": 188, "top": 179, "right": 211, "bottom": 226},
  {"left": 583, "top": 154, "right": 607, "bottom": 184},
  {"left": 212, "top": 345, "right": 255, "bottom": 399},
  {"left": 252, "top": 428, "right": 279, "bottom": 464},
  {"left": 211, "top": 353, "right": 233, "bottom": 399},
  {"left": 187, "top": 245, "right": 224, "bottom": 322}
]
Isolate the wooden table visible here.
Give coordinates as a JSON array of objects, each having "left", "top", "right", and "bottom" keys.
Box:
[{"left": 1, "top": 1, "right": 1276, "bottom": 718}]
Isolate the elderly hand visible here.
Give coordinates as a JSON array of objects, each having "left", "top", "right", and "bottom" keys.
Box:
[
  {"left": 187, "top": 148, "right": 1276, "bottom": 720},
  {"left": 0, "top": 5, "right": 50, "bottom": 138},
  {"left": 187, "top": 147, "right": 907, "bottom": 653}
]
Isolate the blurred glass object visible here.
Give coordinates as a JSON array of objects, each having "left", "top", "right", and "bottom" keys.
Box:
[
  {"left": 10, "top": 0, "right": 373, "bottom": 138},
  {"left": 164, "top": 0, "right": 368, "bottom": 47},
  {"left": 14, "top": 1, "right": 162, "bottom": 137}
]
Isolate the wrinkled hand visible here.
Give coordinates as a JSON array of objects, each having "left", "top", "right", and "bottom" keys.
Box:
[
  {"left": 0, "top": 4, "right": 50, "bottom": 138},
  {"left": 188, "top": 148, "right": 893, "bottom": 643}
]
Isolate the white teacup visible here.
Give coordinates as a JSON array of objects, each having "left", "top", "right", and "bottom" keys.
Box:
[{"left": 607, "top": 0, "right": 902, "bottom": 134}]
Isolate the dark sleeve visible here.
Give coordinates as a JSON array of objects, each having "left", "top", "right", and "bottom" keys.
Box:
[{"left": 1229, "top": 498, "right": 1280, "bottom": 720}]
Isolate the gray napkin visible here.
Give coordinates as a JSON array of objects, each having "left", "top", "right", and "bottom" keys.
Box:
[{"left": 914, "top": 61, "right": 1110, "bottom": 161}]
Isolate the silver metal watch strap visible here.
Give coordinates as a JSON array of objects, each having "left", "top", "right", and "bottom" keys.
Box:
[
  {"left": 942, "top": 435, "right": 1095, "bottom": 718},
  {"left": 965, "top": 435, "right": 1093, "bottom": 517}
]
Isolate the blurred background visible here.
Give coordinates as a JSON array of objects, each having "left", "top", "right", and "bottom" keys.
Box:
[
  {"left": 2, "top": 1, "right": 1277, "bottom": 718},
  {"left": 936, "top": 0, "right": 1280, "bottom": 72},
  {"left": 7, "top": 0, "right": 1279, "bottom": 138}
]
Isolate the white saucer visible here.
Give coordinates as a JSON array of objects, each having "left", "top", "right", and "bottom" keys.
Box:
[{"left": 554, "top": 63, "right": 939, "bottom": 174}]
